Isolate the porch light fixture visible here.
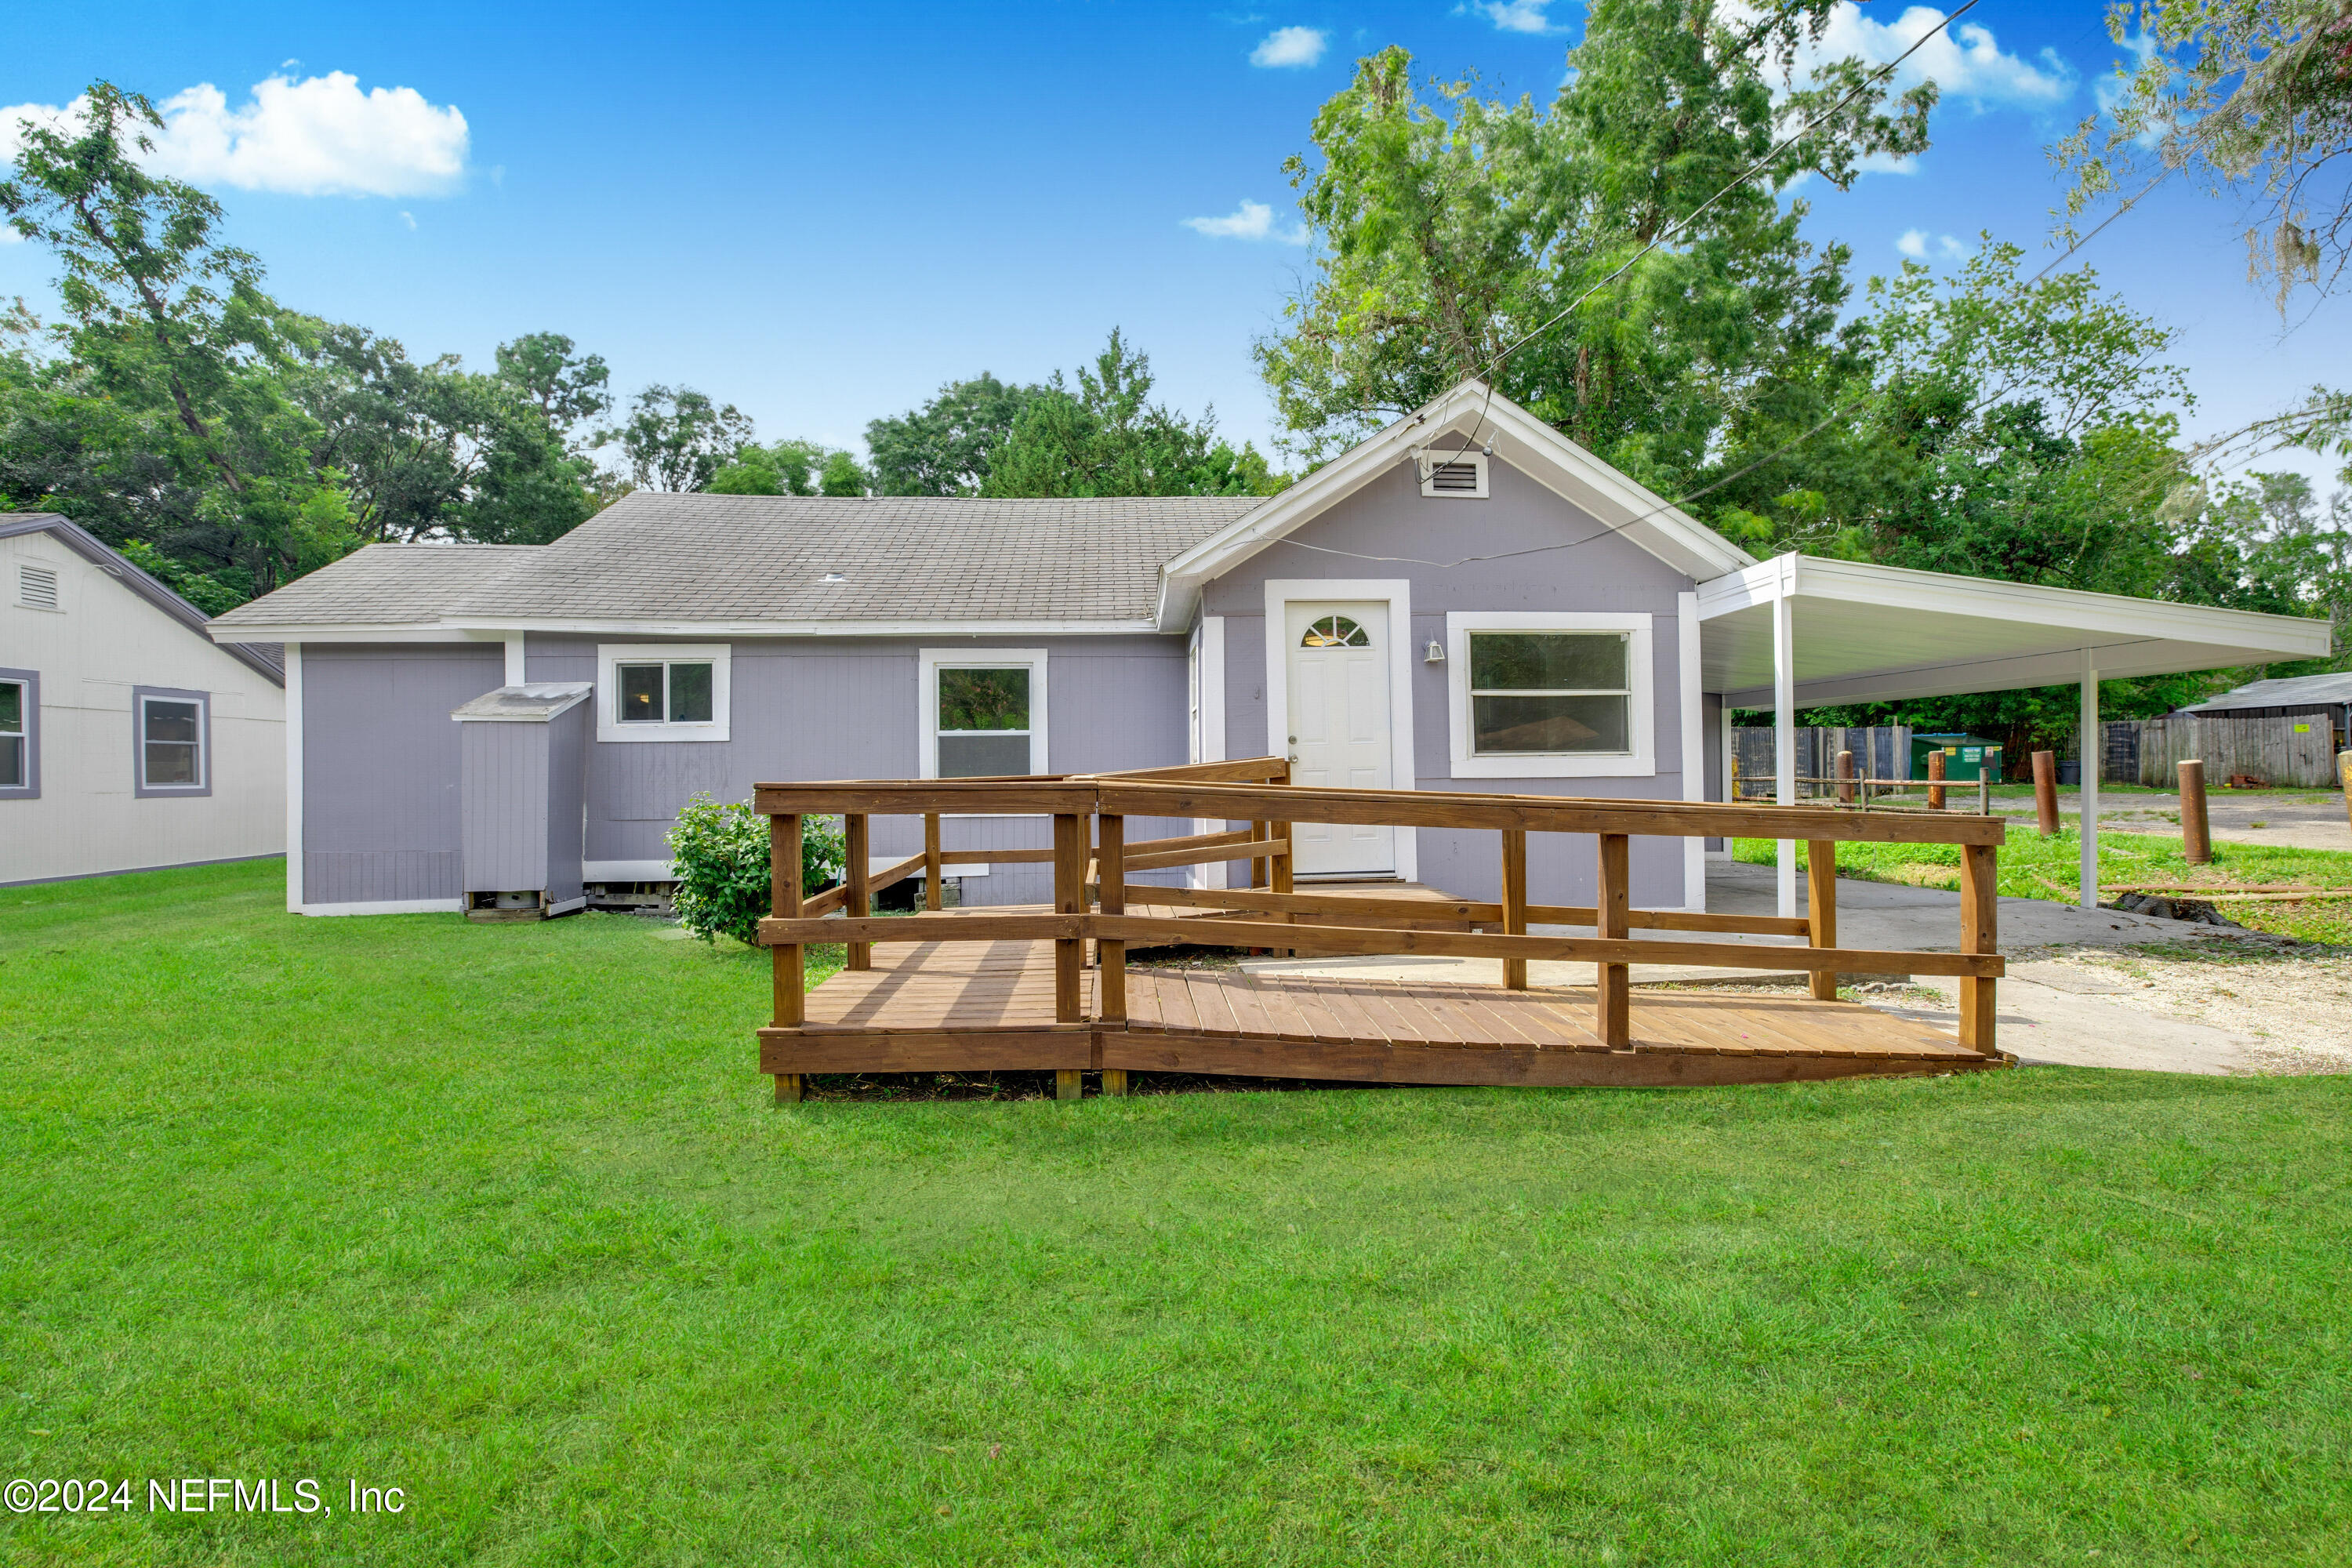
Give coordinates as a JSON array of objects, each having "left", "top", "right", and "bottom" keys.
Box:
[{"left": 1425, "top": 639, "right": 1446, "bottom": 663}]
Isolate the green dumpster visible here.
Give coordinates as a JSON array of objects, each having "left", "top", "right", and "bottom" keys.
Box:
[{"left": 1909, "top": 733, "right": 2004, "bottom": 783}]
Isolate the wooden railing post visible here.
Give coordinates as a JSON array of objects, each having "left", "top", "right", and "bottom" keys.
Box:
[
  {"left": 771, "top": 811, "right": 805, "bottom": 1105},
  {"left": 1596, "top": 833, "right": 1630, "bottom": 1047},
  {"left": 923, "top": 811, "right": 943, "bottom": 911},
  {"left": 844, "top": 812, "right": 871, "bottom": 971},
  {"left": 1269, "top": 813, "right": 1294, "bottom": 956},
  {"left": 1053, "top": 811, "right": 1085, "bottom": 1101},
  {"left": 1098, "top": 814, "right": 1129, "bottom": 1096},
  {"left": 1806, "top": 839, "right": 1838, "bottom": 1001},
  {"left": 1958, "top": 841, "right": 1998, "bottom": 1056},
  {"left": 1500, "top": 829, "right": 1529, "bottom": 990},
  {"left": 1250, "top": 820, "right": 1269, "bottom": 888}
]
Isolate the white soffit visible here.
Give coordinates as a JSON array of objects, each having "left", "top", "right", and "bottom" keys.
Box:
[
  {"left": 1698, "top": 554, "right": 2334, "bottom": 707},
  {"left": 1154, "top": 379, "right": 1756, "bottom": 631}
]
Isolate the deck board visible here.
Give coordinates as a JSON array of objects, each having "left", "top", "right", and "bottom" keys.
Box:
[{"left": 771, "top": 938, "right": 1997, "bottom": 1087}]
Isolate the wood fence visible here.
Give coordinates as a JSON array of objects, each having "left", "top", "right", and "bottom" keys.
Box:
[
  {"left": 1732, "top": 726, "right": 1913, "bottom": 793},
  {"left": 2106, "top": 714, "right": 2340, "bottom": 788}
]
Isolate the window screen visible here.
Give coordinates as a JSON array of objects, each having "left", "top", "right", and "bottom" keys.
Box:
[
  {"left": 936, "top": 666, "right": 1032, "bottom": 778},
  {"left": 1467, "top": 631, "right": 1631, "bottom": 754},
  {"left": 0, "top": 681, "right": 22, "bottom": 789},
  {"left": 141, "top": 697, "right": 203, "bottom": 786}
]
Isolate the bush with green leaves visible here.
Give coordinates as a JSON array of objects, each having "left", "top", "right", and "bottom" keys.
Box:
[{"left": 666, "top": 793, "right": 844, "bottom": 946}]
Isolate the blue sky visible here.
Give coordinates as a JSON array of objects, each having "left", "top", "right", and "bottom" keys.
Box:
[{"left": 2, "top": 1, "right": 2342, "bottom": 488}]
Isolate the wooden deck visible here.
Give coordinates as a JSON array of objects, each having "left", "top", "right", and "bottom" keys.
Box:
[{"left": 758, "top": 938, "right": 2002, "bottom": 1089}]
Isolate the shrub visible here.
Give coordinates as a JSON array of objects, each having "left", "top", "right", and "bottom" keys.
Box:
[{"left": 667, "top": 794, "right": 845, "bottom": 946}]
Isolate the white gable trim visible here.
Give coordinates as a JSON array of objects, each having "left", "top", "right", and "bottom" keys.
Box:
[{"left": 1154, "top": 379, "right": 1755, "bottom": 631}]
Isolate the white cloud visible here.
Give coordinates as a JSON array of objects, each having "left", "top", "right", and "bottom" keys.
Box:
[
  {"left": 0, "top": 72, "right": 468, "bottom": 199},
  {"left": 1791, "top": 3, "right": 2074, "bottom": 109},
  {"left": 1183, "top": 198, "right": 1308, "bottom": 244},
  {"left": 399, "top": 210, "right": 416, "bottom": 230},
  {"left": 1250, "top": 26, "right": 1327, "bottom": 67},
  {"left": 1463, "top": 0, "right": 1562, "bottom": 33},
  {"left": 1896, "top": 228, "right": 1967, "bottom": 260}
]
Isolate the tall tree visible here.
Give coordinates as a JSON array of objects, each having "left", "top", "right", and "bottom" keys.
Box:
[
  {"left": 865, "top": 372, "right": 1043, "bottom": 495},
  {"left": 602, "top": 384, "right": 753, "bottom": 492},
  {"left": 1257, "top": 2, "right": 1933, "bottom": 496},
  {"left": 982, "top": 330, "right": 1286, "bottom": 499}
]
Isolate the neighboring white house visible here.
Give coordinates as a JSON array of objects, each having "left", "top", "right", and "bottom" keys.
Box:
[{"left": 2, "top": 514, "right": 287, "bottom": 886}]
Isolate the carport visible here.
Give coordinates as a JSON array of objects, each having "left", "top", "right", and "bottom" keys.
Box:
[{"left": 1695, "top": 553, "right": 2336, "bottom": 916}]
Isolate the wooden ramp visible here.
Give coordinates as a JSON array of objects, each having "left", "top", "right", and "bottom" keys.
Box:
[{"left": 758, "top": 940, "right": 1998, "bottom": 1089}]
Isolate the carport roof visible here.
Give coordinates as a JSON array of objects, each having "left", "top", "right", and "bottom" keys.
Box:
[{"left": 1697, "top": 554, "right": 2334, "bottom": 708}]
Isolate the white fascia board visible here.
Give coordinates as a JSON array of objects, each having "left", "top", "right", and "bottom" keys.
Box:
[
  {"left": 1722, "top": 639, "right": 2334, "bottom": 710},
  {"left": 1154, "top": 379, "right": 1754, "bottom": 630},
  {"left": 212, "top": 618, "right": 1167, "bottom": 642},
  {"left": 1700, "top": 553, "right": 2334, "bottom": 656}
]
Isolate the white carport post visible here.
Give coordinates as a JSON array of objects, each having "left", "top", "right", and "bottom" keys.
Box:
[
  {"left": 1772, "top": 573, "right": 1798, "bottom": 920},
  {"left": 2080, "top": 647, "right": 2100, "bottom": 908}
]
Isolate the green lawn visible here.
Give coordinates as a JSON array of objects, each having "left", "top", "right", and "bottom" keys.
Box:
[
  {"left": 1737, "top": 830, "right": 2352, "bottom": 946},
  {"left": 5, "top": 860, "right": 2350, "bottom": 1565}
]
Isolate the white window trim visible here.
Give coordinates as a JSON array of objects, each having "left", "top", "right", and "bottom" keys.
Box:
[
  {"left": 918, "top": 648, "right": 1048, "bottom": 779},
  {"left": 1417, "top": 448, "right": 1489, "bottom": 499},
  {"left": 136, "top": 690, "right": 210, "bottom": 793},
  {"left": 1261, "top": 579, "right": 1417, "bottom": 884},
  {"left": 1446, "top": 610, "right": 1656, "bottom": 779},
  {"left": 596, "top": 644, "right": 731, "bottom": 743}
]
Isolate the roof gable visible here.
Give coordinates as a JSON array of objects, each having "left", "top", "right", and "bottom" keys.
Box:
[
  {"left": 1154, "top": 379, "right": 1755, "bottom": 630},
  {"left": 0, "top": 514, "right": 284, "bottom": 684}
]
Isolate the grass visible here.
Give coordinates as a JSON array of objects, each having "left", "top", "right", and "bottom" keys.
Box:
[
  {"left": 1736, "top": 831, "right": 2352, "bottom": 946},
  {"left": 5, "top": 860, "right": 2352, "bottom": 1565}
]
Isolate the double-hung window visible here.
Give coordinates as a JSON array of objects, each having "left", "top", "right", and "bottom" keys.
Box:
[
  {"left": 0, "top": 670, "right": 33, "bottom": 797},
  {"left": 1445, "top": 612, "right": 1655, "bottom": 779},
  {"left": 132, "top": 688, "right": 210, "bottom": 796},
  {"left": 921, "top": 650, "right": 1047, "bottom": 778},
  {"left": 597, "top": 645, "right": 731, "bottom": 742}
]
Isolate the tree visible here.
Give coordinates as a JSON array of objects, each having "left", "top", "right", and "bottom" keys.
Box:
[
  {"left": 707, "top": 438, "right": 865, "bottom": 497},
  {"left": 2063, "top": 0, "right": 2352, "bottom": 306},
  {"left": 1257, "top": 3, "right": 1933, "bottom": 491},
  {"left": 492, "top": 331, "right": 612, "bottom": 446},
  {"left": 603, "top": 384, "right": 753, "bottom": 492},
  {"left": 982, "top": 330, "right": 1287, "bottom": 499},
  {"left": 818, "top": 450, "right": 872, "bottom": 496},
  {"left": 0, "top": 82, "right": 352, "bottom": 593},
  {"left": 865, "top": 372, "right": 1043, "bottom": 495}
]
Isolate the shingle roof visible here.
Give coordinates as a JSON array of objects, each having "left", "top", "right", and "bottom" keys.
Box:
[
  {"left": 208, "top": 543, "right": 540, "bottom": 630},
  {"left": 209, "top": 494, "right": 1263, "bottom": 631},
  {"left": 2181, "top": 671, "right": 2352, "bottom": 711}
]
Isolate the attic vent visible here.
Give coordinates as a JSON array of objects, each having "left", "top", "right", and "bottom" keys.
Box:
[
  {"left": 17, "top": 564, "right": 58, "bottom": 611},
  {"left": 1417, "top": 450, "right": 1490, "bottom": 499}
]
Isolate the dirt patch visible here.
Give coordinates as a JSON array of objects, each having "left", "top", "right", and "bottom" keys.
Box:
[{"left": 2032, "top": 945, "right": 2352, "bottom": 1075}]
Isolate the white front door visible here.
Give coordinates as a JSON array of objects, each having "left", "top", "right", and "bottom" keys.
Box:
[{"left": 1283, "top": 600, "right": 1396, "bottom": 877}]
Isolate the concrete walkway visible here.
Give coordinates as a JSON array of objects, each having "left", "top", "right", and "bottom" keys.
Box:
[{"left": 1242, "top": 860, "right": 2281, "bottom": 1076}]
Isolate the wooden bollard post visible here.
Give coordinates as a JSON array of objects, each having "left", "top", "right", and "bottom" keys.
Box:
[
  {"left": 1926, "top": 747, "right": 1947, "bottom": 811},
  {"left": 1837, "top": 749, "right": 1855, "bottom": 806},
  {"left": 2031, "top": 750, "right": 2060, "bottom": 837},
  {"left": 2179, "top": 758, "right": 2212, "bottom": 865}
]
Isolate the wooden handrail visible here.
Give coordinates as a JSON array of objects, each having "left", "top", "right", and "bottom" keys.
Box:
[
  {"left": 754, "top": 762, "right": 2006, "bottom": 1099},
  {"left": 754, "top": 912, "right": 2005, "bottom": 978}
]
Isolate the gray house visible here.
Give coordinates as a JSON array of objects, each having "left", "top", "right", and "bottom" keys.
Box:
[{"left": 208, "top": 379, "right": 2333, "bottom": 920}]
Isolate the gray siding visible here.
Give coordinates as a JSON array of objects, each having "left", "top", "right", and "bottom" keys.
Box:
[
  {"left": 524, "top": 633, "right": 1194, "bottom": 906},
  {"left": 544, "top": 702, "right": 586, "bottom": 903},
  {"left": 1204, "top": 456, "right": 1698, "bottom": 906},
  {"left": 304, "top": 642, "right": 502, "bottom": 904},
  {"left": 460, "top": 722, "right": 550, "bottom": 894}
]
